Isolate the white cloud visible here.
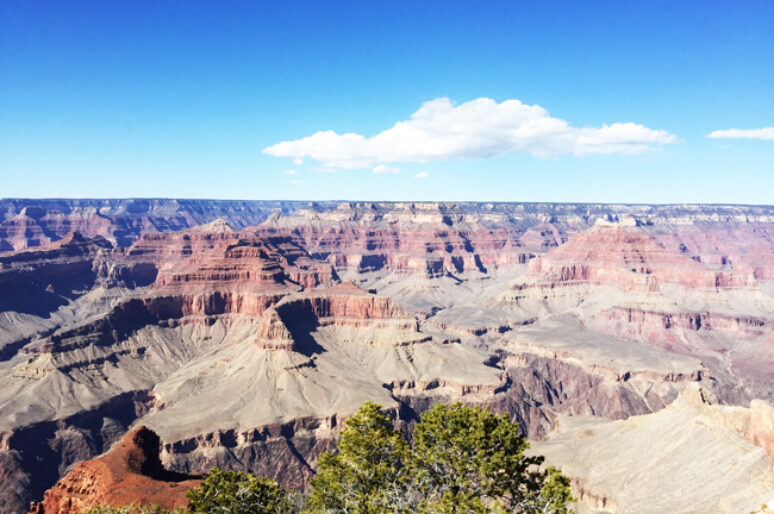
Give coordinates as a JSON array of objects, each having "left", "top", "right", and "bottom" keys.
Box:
[
  {"left": 285, "top": 169, "right": 298, "bottom": 175},
  {"left": 293, "top": 158, "right": 303, "bottom": 165},
  {"left": 707, "top": 127, "right": 774, "bottom": 141},
  {"left": 312, "top": 167, "right": 337, "bottom": 173},
  {"left": 373, "top": 164, "right": 402, "bottom": 174},
  {"left": 263, "top": 97, "right": 677, "bottom": 169},
  {"left": 414, "top": 171, "right": 429, "bottom": 179}
]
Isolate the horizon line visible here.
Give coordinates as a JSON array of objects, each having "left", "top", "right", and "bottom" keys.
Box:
[{"left": 2, "top": 197, "right": 774, "bottom": 209}]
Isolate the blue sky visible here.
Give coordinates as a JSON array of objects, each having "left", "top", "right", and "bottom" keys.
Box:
[{"left": 1, "top": 1, "right": 772, "bottom": 203}]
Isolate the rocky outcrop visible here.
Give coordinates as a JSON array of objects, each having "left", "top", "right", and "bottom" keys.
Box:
[
  {"left": 582, "top": 303, "right": 774, "bottom": 403},
  {"left": 0, "top": 206, "right": 112, "bottom": 251},
  {"left": 150, "top": 237, "right": 334, "bottom": 291},
  {"left": 482, "top": 351, "right": 703, "bottom": 440},
  {"left": 0, "top": 391, "right": 157, "bottom": 512},
  {"left": 29, "top": 426, "right": 200, "bottom": 514},
  {"left": 276, "top": 283, "right": 411, "bottom": 322},
  {"left": 256, "top": 284, "right": 418, "bottom": 350}
]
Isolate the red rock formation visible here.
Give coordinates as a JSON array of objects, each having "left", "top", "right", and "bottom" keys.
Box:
[
  {"left": 0, "top": 231, "right": 112, "bottom": 274},
  {"left": 93, "top": 225, "right": 340, "bottom": 328},
  {"left": 282, "top": 282, "right": 409, "bottom": 319},
  {"left": 522, "top": 222, "right": 755, "bottom": 291},
  {"left": 121, "top": 221, "right": 334, "bottom": 293},
  {"left": 29, "top": 426, "right": 200, "bottom": 514},
  {"left": 255, "top": 283, "right": 418, "bottom": 350},
  {"left": 0, "top": 207, "right": 113, "bottom": 251},
  {"left": 256, "top": 202, "right": 531, "bottom": 276},
  {"left": 152, "top": 239, "right": 332, "bottom": 291}
]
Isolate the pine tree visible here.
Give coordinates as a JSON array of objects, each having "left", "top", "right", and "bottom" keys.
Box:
[
  {"left": 309, "top": 401, "right": 574, "bottom": 513},
  {"left": 308, "top": 401, "right": 409, "bottom": 513},
  {"left": 186, "top": 468, "right": 298, "bottom": 513},
  {"left": 411, "top": 403, "right": 547, "bottom": 512}
]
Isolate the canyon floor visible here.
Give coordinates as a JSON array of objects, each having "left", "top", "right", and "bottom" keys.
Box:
[{"left": 1, "top": 199, "right": 774, "bottom": 513}]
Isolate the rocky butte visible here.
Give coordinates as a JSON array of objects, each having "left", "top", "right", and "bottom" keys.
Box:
[
  {"left": 0, "top": 199, "right": 773, "bottom": 513},
  {"left": 29, "top": 426, "right": 200, "bottom": 514}
]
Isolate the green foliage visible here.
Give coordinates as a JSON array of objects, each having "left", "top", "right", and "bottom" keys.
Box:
[
  {"left": 411, "top": 403, "right": 545, "bottom": 511},
  {"left": 536, "top": 468, "right": 574, "bottom": 514},
  {"left": 309, "top": 401, "right": 575, "bottom": 513},
  {"left": 308, "top": 401, "right": 409, "bottom": 513},
  {"left": 186, "top": 468, "right": 299, "bottom": 514}
]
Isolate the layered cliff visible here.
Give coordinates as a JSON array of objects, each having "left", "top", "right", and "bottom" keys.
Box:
[
  {"left": 0, "top": 199, "right": 313, "bottom": 251},
  {"left": 521, "top": 219, "right": 755, "bottom": 291},
  {"left": 257, "top": 202, "right": 531, "bottom": 277},
  {"left": 2, "top": 200, "right": 774, "bottom": 512}
]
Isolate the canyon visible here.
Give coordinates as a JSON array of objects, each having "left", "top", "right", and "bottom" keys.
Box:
[{"left": 1, "top": 199, "right": 774, "bottom": 513}]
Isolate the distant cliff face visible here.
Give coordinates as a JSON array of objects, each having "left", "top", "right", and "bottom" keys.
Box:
[
  {"left": 5, "top": 198, "right": 774, "bottom": 254},
  {"left": 0, "top": 199, "right": 315, "bottom": 251},
  {"left": 1, "top": 199, "right": 774, "bottom": 512}
]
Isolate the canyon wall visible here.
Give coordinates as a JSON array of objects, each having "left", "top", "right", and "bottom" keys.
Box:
[{"left": 1, "top": 200, "right": 773, "bottom": 512}]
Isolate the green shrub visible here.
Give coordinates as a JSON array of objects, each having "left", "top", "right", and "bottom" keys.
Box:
[
  {"left": 309, "top": 402, "right": 575, "bottom": 513},
  {"left": 186, "top": 468, "right": 299, "bottom": 513}
]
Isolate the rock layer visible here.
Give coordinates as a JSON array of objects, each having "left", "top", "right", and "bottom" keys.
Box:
[
  {"left": 29, "top": 426, "right": 200, "bottom": 514},
  {"left": 2, "top": 200, "right": 774, "bottom": 512},
  {"left": 534, "top": 384, "right": 774, "bottom": 513}
]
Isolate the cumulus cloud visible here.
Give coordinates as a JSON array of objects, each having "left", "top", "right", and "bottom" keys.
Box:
[
  {"left": 263, "top": 97, "right": 677, "bottom": 169},
  {"left": 373, "top": 164, "right": 402, "bottom": 174},
  {"left": 707, "top": 127, "right": 774, "bottom": 141},
  {"left": 414, "top": 171, "right": 429, "bottom": 179},
  {"left": 285, "top": 169, "right": 298, "bottom": 175}
]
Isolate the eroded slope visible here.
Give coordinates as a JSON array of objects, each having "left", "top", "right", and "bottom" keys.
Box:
[{"left": 2, "top": 201, "right": 774, "bottom": 513}]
